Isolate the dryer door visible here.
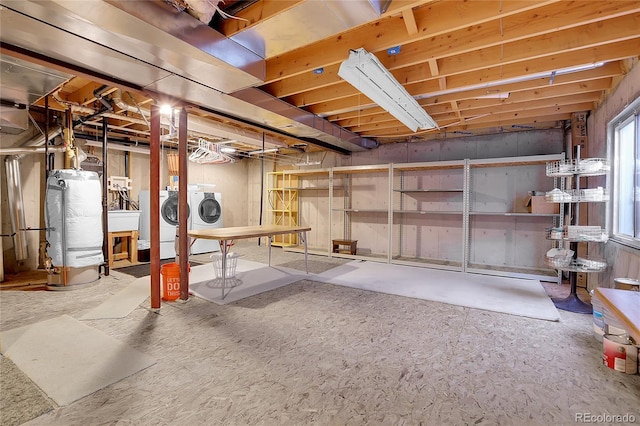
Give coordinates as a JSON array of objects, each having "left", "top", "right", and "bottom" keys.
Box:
[
  {"left": 162, "top": 192, "right": 190, "bottom": 226},
  {"left": 198, "top": 194, "right": 221, "bottom": 225}
]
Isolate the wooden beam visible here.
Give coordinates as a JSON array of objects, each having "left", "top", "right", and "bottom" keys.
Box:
[
  {"left": 402, "top": 9, "right": 419, "bottom": 35},
  {"left": 431, "top": 14, "right": 640, "bottom": 78},
  {"left": 321, "top": 63, "right": 620, "bottom": 122},
  {"left": 263, "top": 2, "right": 639, "bottom": 97},
  {"left": 337, "top": 97, "right": 596, "bottom": 132},
  {"left": 264, "top": 0, "right": 561, "bottom": 82},
  {"left": 378, "top": 2, "right": 640, "bottom": 73},
  {"left": 428, "top": 59, "right": 439, "bottom": 77},
  {"left": 288, "top": 35, "right": 635, "bottom": 111}
]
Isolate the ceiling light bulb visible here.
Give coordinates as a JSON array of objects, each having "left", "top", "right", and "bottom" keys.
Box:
[{"left": 159, "top": 104, "right": 173, "bottom": 115}]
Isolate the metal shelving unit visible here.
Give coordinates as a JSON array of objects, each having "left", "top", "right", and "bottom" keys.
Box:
[
  {"left": 329, "top": 164, "right": 391, "bottom": 262},
  {"left": 391, "top": 160, "right": 466, "bottom": 271},
  {"left": 278, "top": 154, "right": 564, "bottom": 281},
  {"left": 465, "top": 154, "right": 565, "bottom": 281}
]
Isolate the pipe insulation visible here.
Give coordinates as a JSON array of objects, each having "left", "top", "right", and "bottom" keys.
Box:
[
  {"left": 45, "top": 170, "right": 104, "bottom": 268},
  {"left": 4, "top": 156, "right": 29, "bottom": 261},
  {"left": 0, "top": 146, "right": 66, "bottom": 155}
]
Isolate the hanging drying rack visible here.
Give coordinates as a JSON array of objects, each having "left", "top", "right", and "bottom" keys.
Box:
[{"left": 188, "top": 139, "right": 235, "bottom": 164}]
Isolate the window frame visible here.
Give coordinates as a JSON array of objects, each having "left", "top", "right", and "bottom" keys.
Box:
[{"left": 608, "top": 95, "right": 640, "bottom": 249}]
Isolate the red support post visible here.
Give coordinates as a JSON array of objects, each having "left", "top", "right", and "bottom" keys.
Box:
[
  {"left": 178, "top": 107, "right": 190, "bottom": 300},
  {"left": 150, "top": 105, "right": 161, "bottom": 309}
]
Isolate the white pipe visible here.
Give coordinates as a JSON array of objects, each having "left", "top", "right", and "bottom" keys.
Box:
[
  {"left": 0, "top": 146, "right": 65, "bottom": 155},
  {"left": 4, "top": 156, "right": 28, "bottom": 261}
]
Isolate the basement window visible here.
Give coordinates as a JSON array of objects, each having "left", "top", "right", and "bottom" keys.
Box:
[{"left": 610, "top": 95, "right": 640, "bottom": 249}]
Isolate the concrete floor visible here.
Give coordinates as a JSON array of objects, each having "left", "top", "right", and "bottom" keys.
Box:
[{"left": 1, "top": 240, "right": 639, "bottom": 426}]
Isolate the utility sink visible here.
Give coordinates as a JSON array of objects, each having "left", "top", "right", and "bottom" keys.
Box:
[{"left": 107, "top": 210, "right": 140, "bottom": 232}]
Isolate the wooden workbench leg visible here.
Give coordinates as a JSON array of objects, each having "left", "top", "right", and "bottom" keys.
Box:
[
  {"left": 108, "top": 232, "right": 114, "bottom": 268},
  {"left": 131, "top": 230, "right": 139, "bottom": 264}
]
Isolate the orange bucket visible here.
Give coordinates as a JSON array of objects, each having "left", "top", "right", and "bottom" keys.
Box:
[{"left": 160, "top": 262, "right": 190, "bottom": 301}]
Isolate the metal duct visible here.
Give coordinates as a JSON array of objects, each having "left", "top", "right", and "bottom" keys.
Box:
[
  {"left": 12, "top": 126, "right": 64, "bottom": 155},
  {"left": 0, "top": 126, "right": 63, "bottom": 265},
  {"left": 0, "top": 0, "right": 376, "bottom": 153},
  {"left": 4, "top": 156, "right": 28, "bottom": 261},
  {"left": 227, "top": 0, "right": 387, "bottom": 58}
]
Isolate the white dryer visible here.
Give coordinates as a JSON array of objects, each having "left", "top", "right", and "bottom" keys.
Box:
[
  {"left": 190, "top": 192, "right": 223, "bottom": 254},
  {"left": 139, "top": 190, "right": 191, "bottom": 259}
]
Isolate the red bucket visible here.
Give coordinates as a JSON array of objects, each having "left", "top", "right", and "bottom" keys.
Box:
[{"left": 160, "top": 262, "right": 190, "bottom": 301}]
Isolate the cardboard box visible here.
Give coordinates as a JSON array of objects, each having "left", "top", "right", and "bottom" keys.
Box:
[{"left": 525, "top": 195, "right": 559, "bottom": 214}]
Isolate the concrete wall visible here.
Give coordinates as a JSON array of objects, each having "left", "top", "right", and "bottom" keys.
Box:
[
  {"left": 4, "top": 60, "right": 639, "bottom": 280},
  {"left": 588, "top": 60, "right": 640, "bottom": 287},
  {"left": 352, "top": 129, "right": 563, "bottom": 164}
]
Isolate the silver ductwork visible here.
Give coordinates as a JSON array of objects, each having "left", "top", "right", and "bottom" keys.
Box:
[
  {"left": 0, "top": 0, "right": 377, "bottom": 153},
  {"left": 4, "top": 156, "right": 28, "bottom": 261},
  {"left": 1, "top": 126, "right": 63, "bottom": 264},
  {"left": 227, "top": 0, "right": 389, "bottom": 58},
  {"left": 0, "top": 105, "right": 29, "bottom": 134}
]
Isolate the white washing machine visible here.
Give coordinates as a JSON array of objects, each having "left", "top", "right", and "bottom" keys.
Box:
[
  {"left": 139, "top": 190, "right": 191, "bottom": 259},
  {"left": 190, "top": 192, "right": 223, "bottom": 254}
]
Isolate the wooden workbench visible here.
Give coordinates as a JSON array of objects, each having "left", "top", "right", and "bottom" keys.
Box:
[
  {"left": 188, "top": 225, "right": 311, "bottom": 299},
  {"left": 595, "top": 287, "right": 640, "bottom": 344}
]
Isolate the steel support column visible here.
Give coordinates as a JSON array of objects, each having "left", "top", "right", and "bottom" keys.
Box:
[
  {"left": 178, "top": 107, "right": 189, "bottom": 301},
  {"left": 150, "top": 105, "right": 161, "bottom": 309}
]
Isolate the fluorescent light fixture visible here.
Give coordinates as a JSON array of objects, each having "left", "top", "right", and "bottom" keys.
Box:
[{"left": 338, "top": 48, "right": 437, "bottom": 132}]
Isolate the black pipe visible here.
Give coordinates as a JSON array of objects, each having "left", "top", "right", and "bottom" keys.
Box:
[
  {"left": 258, "top": 132, "right": 264, "bottom": 246},
  {"left": 42, "top": 95, "right": 50, "bottom": 270},
  {"left": 124, "top": 151, "right": 130, "bottom": 210},
  {"left": 94, "top": 85, "right": 112, "bottom": 111},
  {"left": 101, "top": 116, "right": 110, "bottom": 276},
  {"left": 44, "top": 96, "right": 50, "bottom": 178},
  {"left": 72, "top": 85, "right": 114, "bottom": 128}
]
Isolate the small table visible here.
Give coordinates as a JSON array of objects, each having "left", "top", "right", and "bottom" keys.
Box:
[
  {"left": 108, "top": 230, "right": 138, "bottom": 268},
  {"left": 188, "top": 225, "right": 311, "bottom": 299},
  {"left": 332, "top": 239, "right": 357, "bottom": 255}
]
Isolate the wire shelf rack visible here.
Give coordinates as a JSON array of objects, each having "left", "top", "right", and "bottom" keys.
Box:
[
  {"left": 546, "top": 158, "right": 610, "bottom": 177},
  {"left": 545, "top": 226, "right": 608, "bottom": 242}
]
